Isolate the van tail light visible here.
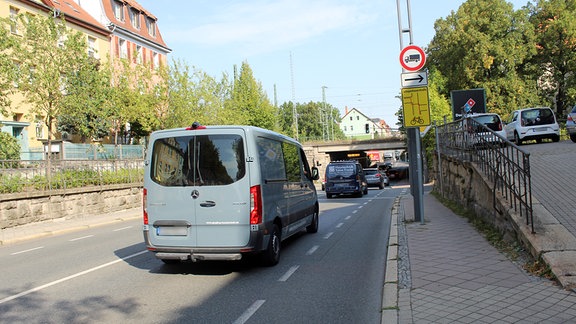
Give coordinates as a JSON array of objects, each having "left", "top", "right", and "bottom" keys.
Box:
[
  {"left": 143, "top": 188, "right": 148, "bottom": 225},
  {"left": 250, "top": 185, "right": 262, "bottom": 225},
  {"left": 568, "top": 115, "right": 574, "bottom": 122},
  {"left": 498, "top": 122, "right": 503, "bottom": 131}
]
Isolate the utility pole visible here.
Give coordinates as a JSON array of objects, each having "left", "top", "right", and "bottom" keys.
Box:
[
  {"left": 322, "top": 86, "right": 327, "bottom": 141},
  {"left": 290, "top": 52, "right": 298, "bottom": 141},
  {"left": 396, "top": 0, "right": 425, "bottom": 224}
]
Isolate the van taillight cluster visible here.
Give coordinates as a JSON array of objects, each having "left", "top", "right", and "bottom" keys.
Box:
[
  {"left": 143, "top": 188, "right": 148, "bottom": 225},
  {"left": 250, "top": 185, "right": 263, "bottom": 225},
  {"left": 185, "top": 121, "right": 206, "bottom": 130}
]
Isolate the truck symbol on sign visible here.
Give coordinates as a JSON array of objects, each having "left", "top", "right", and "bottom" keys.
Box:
[{"left": 404, "top": 54, "right": 421, "bottom": 63}]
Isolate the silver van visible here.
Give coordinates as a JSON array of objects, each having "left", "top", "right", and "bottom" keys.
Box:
[{"left": 143, "top": 124, "right": 319, "bottom": 266}]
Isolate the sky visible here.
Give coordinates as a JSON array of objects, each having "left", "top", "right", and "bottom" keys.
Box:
[{"left": 135, "top": 0, "right": 530, "bottom": 128}]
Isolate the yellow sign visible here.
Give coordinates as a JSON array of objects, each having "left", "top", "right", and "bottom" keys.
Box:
[{"left": 402, "top": 86, "right": 431, "bottom": 127}]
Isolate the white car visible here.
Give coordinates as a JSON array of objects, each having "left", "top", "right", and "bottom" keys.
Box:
[{"left": 504, "top": 107, "right": 560, "bottom": 145}]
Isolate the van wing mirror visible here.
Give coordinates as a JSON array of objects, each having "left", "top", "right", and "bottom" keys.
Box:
[{"left": 311, "top": 167, "right": 320, "bottom": 180}]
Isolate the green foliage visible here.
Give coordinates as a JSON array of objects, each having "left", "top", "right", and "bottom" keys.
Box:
[
  {"left": 428, "top": 0, "right": 540, "bottom": 118},
  {"left": 0, "top": 131, "right": 21, "bottom": 160},
  {"left": 278, "top": 101, "right": 344, "bottom": 141},
  {"left": 0, "top": 17, "right": 17, "bottom": 116},
  {"left": 231, "top": 61, "right": 278, "bottom": 130},
  {"left": 0, "top": 167, "right": 143, "bottom": 193},
  {"left": 8, "top": 14, "right": 90, "bottom": 145},
  {"left": 528, "top": 0, "right": 576, "bottom": 117}
]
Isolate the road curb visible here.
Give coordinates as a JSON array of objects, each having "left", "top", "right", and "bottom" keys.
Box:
[{"left": 381, "top": 197, "right": 400, "bottom": 323}]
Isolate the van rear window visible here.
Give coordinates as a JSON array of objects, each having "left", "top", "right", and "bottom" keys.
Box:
[
  {"left": 151, "top": 134, "right": 245, "bottom": 186},
  {"left": 326, "top": 164, "right": 356, "bottom": 180}
]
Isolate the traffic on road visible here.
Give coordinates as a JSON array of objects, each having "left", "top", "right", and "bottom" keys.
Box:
[{"left": 0, "top": 185, "right": 403, "bottom": 323}]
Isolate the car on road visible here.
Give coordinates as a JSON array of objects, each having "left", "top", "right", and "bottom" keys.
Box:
[
  {"left": 324, "top": 160, "right": 368, "bottom": 198},
  {"left": 504, "top": 107, "right": 560, "bottom": 145},
  {"left": 364, "top": 168, "right": 387, "bottom": 189},
  {"left": 566, "top": 105, "right": 576, "bottom": 143}
]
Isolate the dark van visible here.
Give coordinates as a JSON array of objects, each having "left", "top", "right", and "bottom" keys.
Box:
[{"left": 324, "top": 161, "right": 368, "bottom": 198}]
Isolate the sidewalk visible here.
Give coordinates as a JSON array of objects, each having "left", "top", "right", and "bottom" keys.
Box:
[
  {"left": 385, "top": 191, "right": 576, "bottom": 323},
  {"left": 0, "top": 208, "right": 141, "bottom": 246}
]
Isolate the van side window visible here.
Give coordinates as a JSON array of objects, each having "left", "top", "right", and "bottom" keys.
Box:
[
  {"left": 151, "top": 134, "right": 245, "bottom": 187},
  {"left": 256, "top": 138, "right": 286, "bottom": 181},
  {"left": 282, "top": 142, "right": 301, "bottom": 182}
]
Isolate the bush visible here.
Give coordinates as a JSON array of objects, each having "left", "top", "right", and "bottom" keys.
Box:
[{"left": 0, "top": 131, "right": 21, "bottom": 161}]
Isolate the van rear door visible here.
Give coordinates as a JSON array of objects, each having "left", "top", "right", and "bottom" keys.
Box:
[{"left": 146, "top": 129, "right": 250, "bottom": 248}]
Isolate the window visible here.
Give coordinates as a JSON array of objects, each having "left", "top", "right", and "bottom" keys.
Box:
[
  {"left": 87, "top": 37, "right": 97, "bottom": 57},
  {"left": 283, "top": 143, "right": 301, "bottom": 182},
  {"left": 129, "top": 8, "right": 140, "bottom": 29},
  {"left": 119, "top": 38, "right": 128, "bottom": 58},
  {"left": 10, "top": 7, "right": 19, "bottom": 34},
  {"left": 357, "top": 116, "right": 360, "bottom": 120},
  {"left": 136, "top": 45, "right": 142, "bottom": 63},
  {"left": 151, "top": 135, "right": 245, "bottom": 187},
  {"left": 35, "top": 117, "right": 44, "bottom": 138},
  {"left": 112, "top": 0, "right": 124, "bottom": 21},
  {"left": 257, "top": 138, "right": 286, "bottom": 181},
  {"left": 350, "top": 116, "right": 352, "bottom": 121},
  {"left": 146, "top": 18, "right": 156, "bottom": 37},
  {"left": 152, "top": 52, "right": 159, "bottom": 69}
]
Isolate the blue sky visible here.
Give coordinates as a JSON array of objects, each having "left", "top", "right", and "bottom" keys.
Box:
[{"left": 136, "top": 0, "right": 530, "bottom": 128}]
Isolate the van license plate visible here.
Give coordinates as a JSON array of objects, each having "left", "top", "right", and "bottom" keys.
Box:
[
  {"left": 156, "top": 226, "right": 188, "bottom": 236},
  {"left": 535, "top": 127, "right": 548, "bottom": 132}
]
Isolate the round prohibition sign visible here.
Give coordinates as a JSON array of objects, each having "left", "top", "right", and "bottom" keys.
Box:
[{"left": 399, "top": 45, "right": 426, "bottom": 72}]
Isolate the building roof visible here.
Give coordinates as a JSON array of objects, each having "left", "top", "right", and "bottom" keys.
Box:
[
  {"left": 43, "top": 0, "right": 110, "bottom": 36},
  {"left": 102, "top": 0, "right": 170, "bottom": 52}
]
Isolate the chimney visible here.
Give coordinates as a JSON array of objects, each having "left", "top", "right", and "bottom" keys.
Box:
[{"left": 345, "top": 106, "right": 348, "bottom": 115}]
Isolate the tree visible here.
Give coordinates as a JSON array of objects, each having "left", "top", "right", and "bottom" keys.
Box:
[
  {"left": 230, "top": 61, "right": 277, "bottom": 130},
  {"left": 8, "top": 13, "right": 90, "bottom": 155},
  {"left": 58, "top": 59, "right": 112, "bottom": 142},
  {"left": 278, "top": 101, "right": 344, "bottom": 141},
  {"left": 427, "top": 0, "right": 540, "bottom": 119},
  {"left": 0, "top": 18, "right": 17, "bottom": 117},
  {"left": 528, "top": 0, "right": 576, "bottom": 117}
]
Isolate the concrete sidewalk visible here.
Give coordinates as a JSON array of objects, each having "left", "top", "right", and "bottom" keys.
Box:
[{"left": 385, "top": 192, "right": 576, "bottom": 323}]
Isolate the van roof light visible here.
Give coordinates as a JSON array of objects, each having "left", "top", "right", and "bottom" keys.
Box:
[{"left": 186, "top": 122, "right": 206, "bottom": 130}]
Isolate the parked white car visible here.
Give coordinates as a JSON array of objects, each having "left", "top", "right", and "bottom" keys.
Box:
[{"left": 504, "top": 107, "right": 560, "bottom": 145}]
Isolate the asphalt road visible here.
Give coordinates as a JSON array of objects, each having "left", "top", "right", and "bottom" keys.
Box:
[{"left": 0, "top": 186, "right": 399, "bottom": 323}]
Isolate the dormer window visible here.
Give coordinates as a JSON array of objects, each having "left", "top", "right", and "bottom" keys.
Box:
[
  {"left": 146, "top": 17, "right": 156, "bottom": 37},
  {"left": 129, "top": 8, "right": 140, "bottom": 29},
  {"left": 112, "top": 0, "right": 124, "bottom": 21}
]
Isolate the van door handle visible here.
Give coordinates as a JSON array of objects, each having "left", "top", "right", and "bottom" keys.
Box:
[{"left": 200, "top": 201, "right": 216, "bottom": 207}]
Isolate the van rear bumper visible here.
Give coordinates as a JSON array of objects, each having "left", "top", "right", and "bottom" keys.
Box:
[
  {"left": 155, "top": 252, "right": 242, "bottom": 262},
  {"left": 143, "top": 230, "right": 266, "bottom": 262}
]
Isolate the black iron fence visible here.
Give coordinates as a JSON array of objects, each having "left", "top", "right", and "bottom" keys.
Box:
[
  {"left": 435, "top": 117, "right": 534, "bottom": 233},
  {"left": 0, "top": 159, "right": 144, "bottom": 195}
]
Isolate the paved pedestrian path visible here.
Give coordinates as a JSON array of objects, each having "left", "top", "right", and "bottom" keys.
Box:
[{"left": 392, "top": 192, "right": 576, "bottom": 323}]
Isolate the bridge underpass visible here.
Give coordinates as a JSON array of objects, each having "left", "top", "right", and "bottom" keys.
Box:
[{"left": 302, "top": 138, "right": 408, "bottom": 180}]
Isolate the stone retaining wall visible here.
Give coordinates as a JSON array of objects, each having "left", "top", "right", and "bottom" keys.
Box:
[
  {"left": 434, "top": 154, "right": 520, "bottom": 243},
  {"left": 0, "top": 185, "right": 142, "bottom": 229}
]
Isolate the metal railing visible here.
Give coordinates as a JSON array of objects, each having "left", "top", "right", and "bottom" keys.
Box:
[
  {"left": 0, "top": 159, "right": 144, "bottom": 195},
  {"left": 436, "top": 117, "right": 534, "bottom": 233}
]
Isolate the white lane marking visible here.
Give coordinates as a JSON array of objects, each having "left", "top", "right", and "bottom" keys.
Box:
[
  {"left": 69, "top": 235, "right": 94, "bottom": 242},
  {"left": 278, "top": 265, "right": 300, "bottom": 282},
  {"left": 358, "top": 205, "right": 363, "bottom": 209},
  {"left": 336, "top": 223, "right": 344, "bottom": 228},
  {"left": 306, "top": 245, "right": 319, "bottom": 255},
  {"left": 113, "top": 226, "right": 133, "bottom": 232},
  {"left": 352, "top": 210, "right": 358, "bottom": 214},
  {"left": 0, "top": 250, "right": 148, "bottom": 305},
  {"left": 324, "top": 232, "right": 333, "bottom": 239},
  {"left": 345, "top": 216, "right": 351, "bottom": 220},
  {"left": 11, "top": 246, "right": 44, "bottom": 255},
  {"left": 233, "top": 300, "right": 266, "bottom": 324}
]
